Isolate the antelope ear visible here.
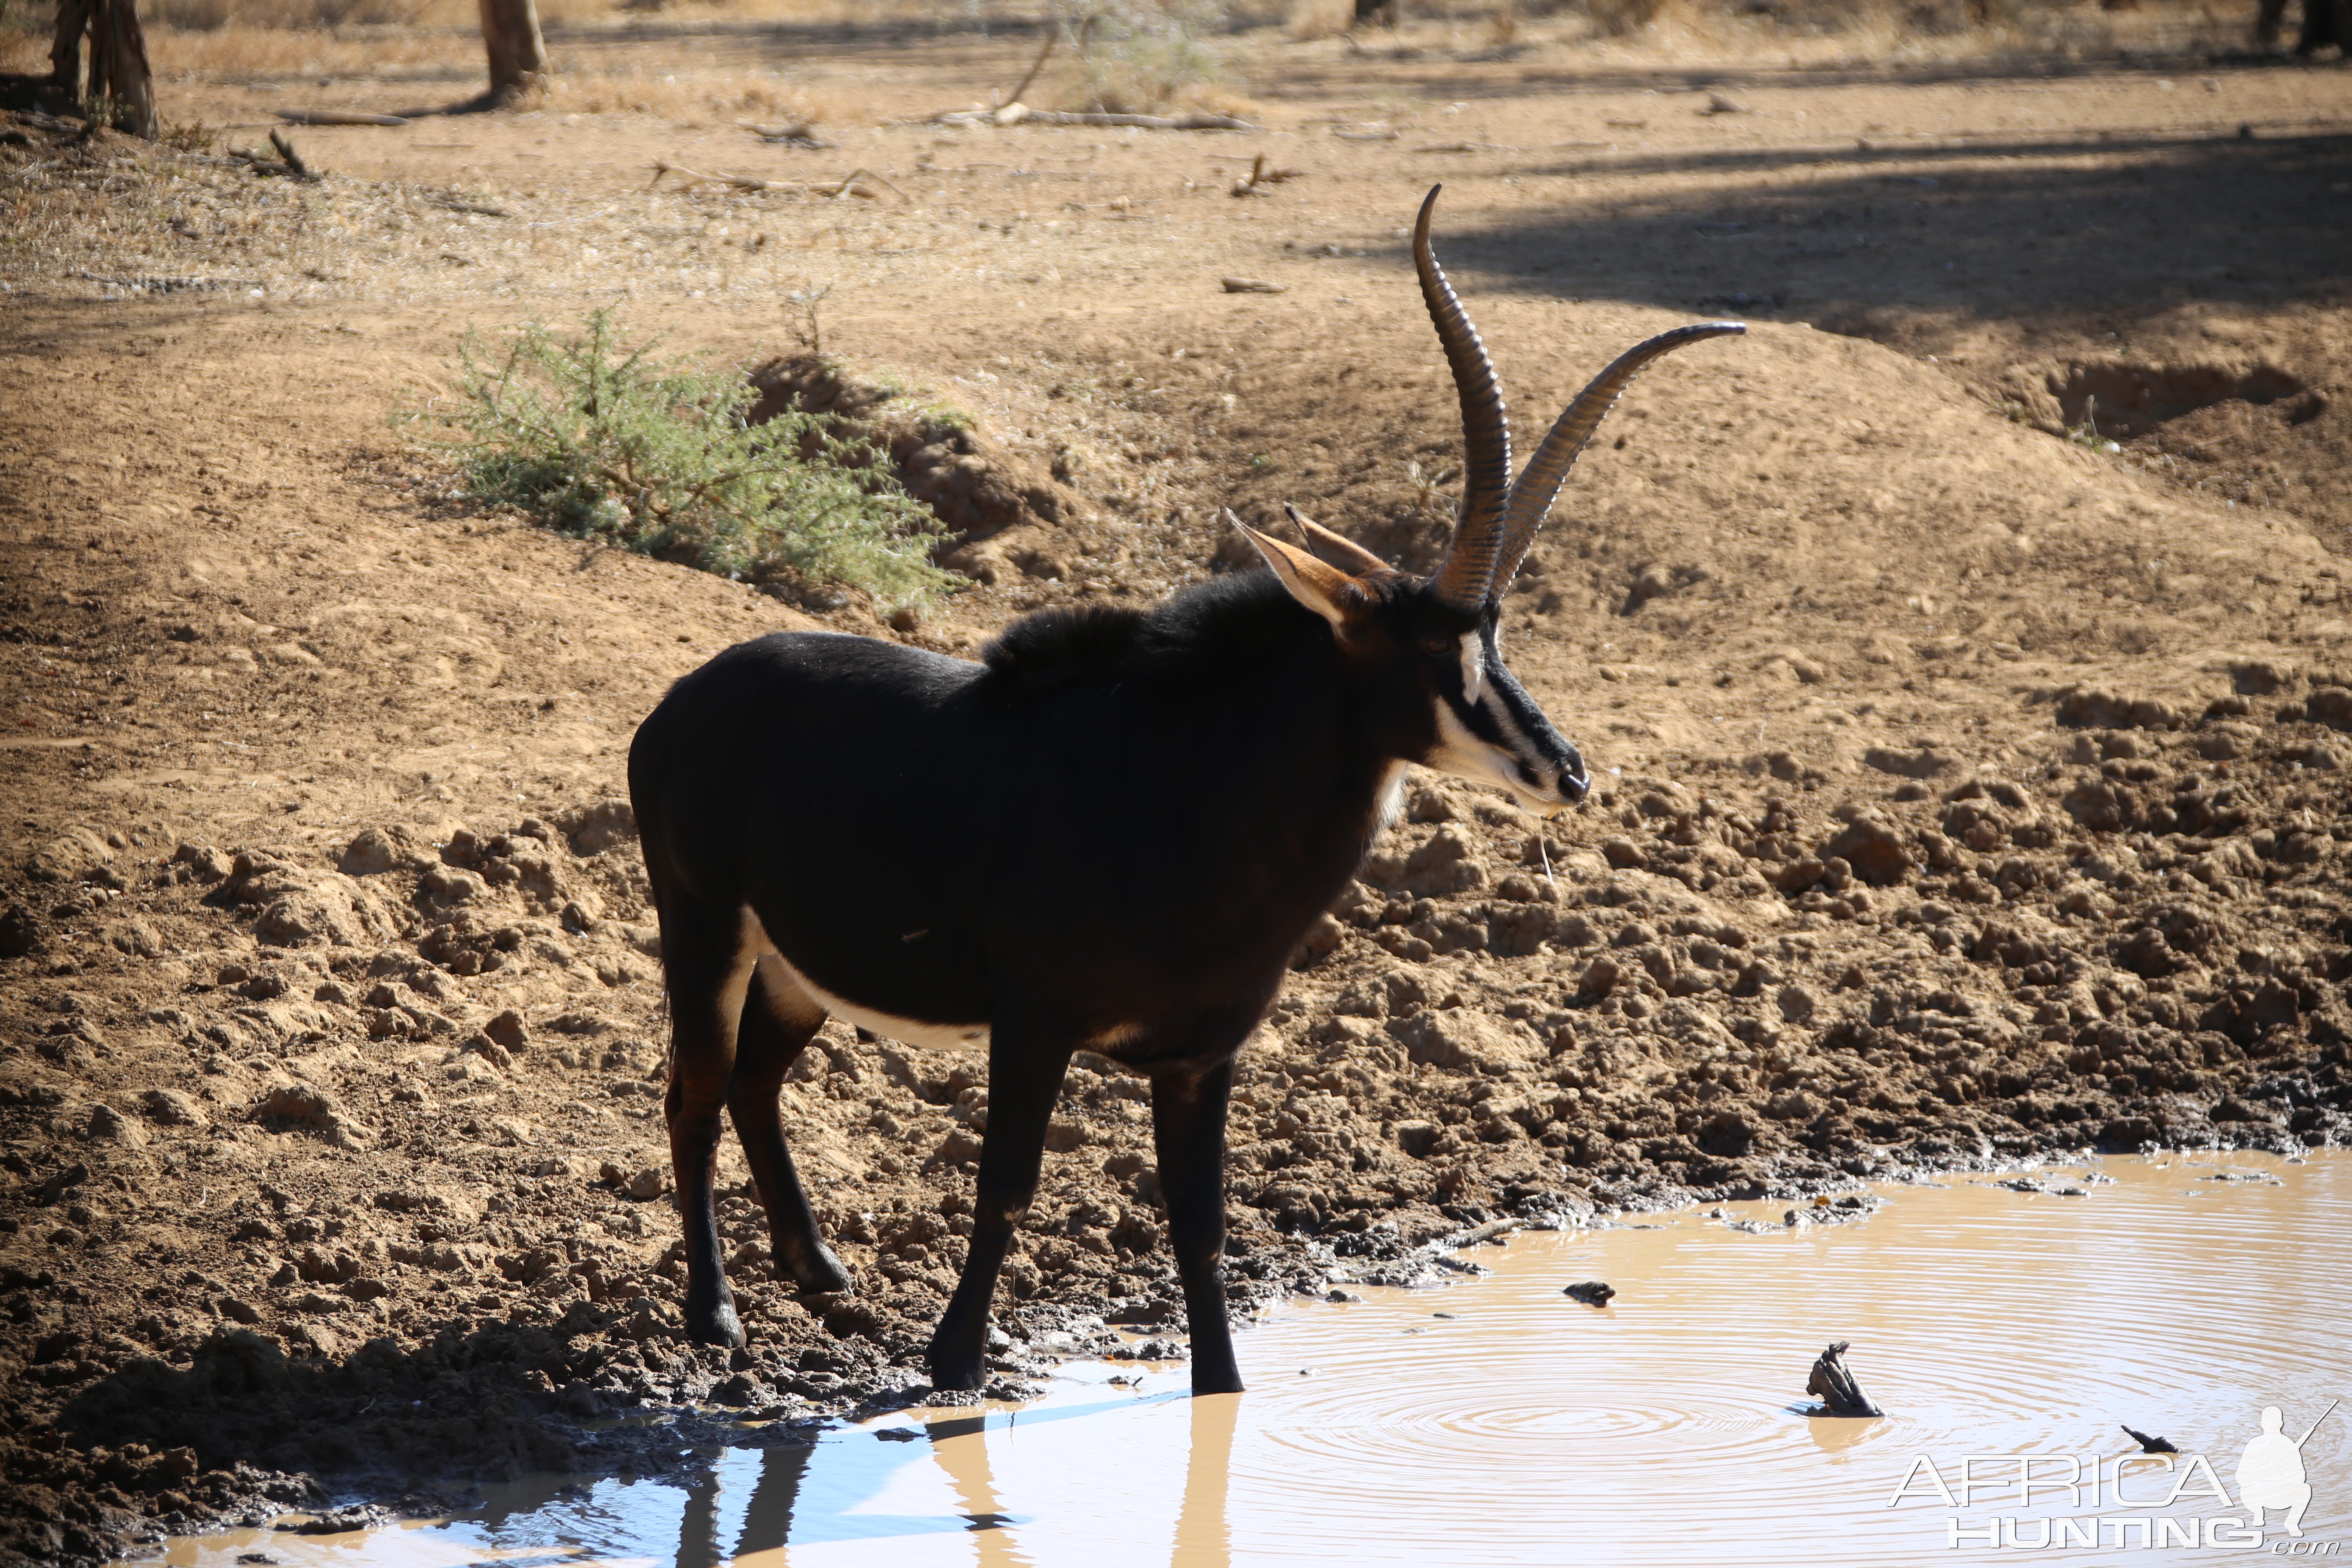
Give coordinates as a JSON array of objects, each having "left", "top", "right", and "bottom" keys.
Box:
[
  {"left": 1229, "top": 511, "right": 1361, "bottom": 631},
  {"left": 1283, "top": 502, "right": 1391, "bottom": 576}
]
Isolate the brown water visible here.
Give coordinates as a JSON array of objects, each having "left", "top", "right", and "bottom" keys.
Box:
[{"left": 158, "top": 1151, "right": 2350, "bottom": 1568}]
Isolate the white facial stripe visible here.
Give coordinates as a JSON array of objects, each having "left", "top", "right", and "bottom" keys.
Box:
[
  {"left": 1430, "top": 698, "right": 1547, "bottom": 803},
  {"left": 1459, "top": 632, "right": 1483, "bottom": 706}
]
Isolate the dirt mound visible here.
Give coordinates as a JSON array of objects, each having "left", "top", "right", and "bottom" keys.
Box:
[{"left": 745, "top": 354, "right": 1096, "bottom": 603}]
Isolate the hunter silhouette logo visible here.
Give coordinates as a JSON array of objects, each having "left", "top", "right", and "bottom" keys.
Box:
[
  {"left": 1888, "top": 1398, "right": 2340, "bottom": 1550},
  {"left": 2239, "top": 1400, "right": 2336, "bottom": 1540}
]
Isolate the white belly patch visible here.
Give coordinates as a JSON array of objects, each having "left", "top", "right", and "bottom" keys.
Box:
[{"left": 749, "top": 922, "right": 990, "bottom": 1052}]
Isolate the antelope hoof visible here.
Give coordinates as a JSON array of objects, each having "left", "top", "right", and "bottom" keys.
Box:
[
  {"left": 927, "top": 1343, "right": 986, "bottom": 1393},
  {"left": 788, "top": 1243, "right": 853, "bottom": 1295},
  {"left": 1191, "top": 1365, "right": 1246, "bottom": 1396},
  {"left": 686, "top": 1293, "right": 746, "bottom": 1348}
]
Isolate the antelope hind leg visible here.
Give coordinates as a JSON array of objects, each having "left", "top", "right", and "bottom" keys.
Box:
[
  {"left": 730, "top": 954, "right": 852, "bottom": 1294},
  {"left": 660, "top": 901, "right": 756, "bottom": 1348}
]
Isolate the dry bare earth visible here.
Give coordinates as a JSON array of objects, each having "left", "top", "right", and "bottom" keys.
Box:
[{"left": 2, "top": 25, "right": 2351, "bottom": 1566}]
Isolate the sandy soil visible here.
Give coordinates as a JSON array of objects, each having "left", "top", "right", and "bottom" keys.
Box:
[{"left": 2, "top": 17, "right": 2350, "bottom": 1564}]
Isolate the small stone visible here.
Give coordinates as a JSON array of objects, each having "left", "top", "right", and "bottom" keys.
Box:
[
  {"left": 141, "top": 1087, "right": 207, "bottom": 1127},
  {"left": 1818, "top": 812, "right": 1911, "bottom": 886},
  {"left": 624, "top": 1166, "right": 668, "bottom": 1200},
  {"left": 87, "top": 1103, "right": 148, "bottom": 1147},
  {"left": 337, "top": 828, "right": 410, "bottom": 876},
  {"left": 460, "top": 1035, "right": 513, "bottom": 1071},
  {"left": 172, "top": 843, "right": 232, "bottom": 882}
]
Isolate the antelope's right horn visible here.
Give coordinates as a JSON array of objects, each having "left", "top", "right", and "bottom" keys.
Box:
[{"left": 1413, "top": 186, "right": 1515, "bottom": 617}]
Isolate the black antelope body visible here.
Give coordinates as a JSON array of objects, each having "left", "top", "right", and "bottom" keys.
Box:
[{"left": 628, "top": 187, "right": 1742, "bottom": 1393}]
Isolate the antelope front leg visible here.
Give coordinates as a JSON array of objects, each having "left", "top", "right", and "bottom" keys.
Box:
[
  {"left": 929, "top": 1032, "right": 1072, "bottom": 1391},
  {"left": 1151, "top": 1055, "right": 1242, "bottom": 1394}
]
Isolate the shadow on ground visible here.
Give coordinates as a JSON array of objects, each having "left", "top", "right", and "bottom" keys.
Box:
[{"left": 1413, "top": 130, "right": 2352, "bottom": 333}]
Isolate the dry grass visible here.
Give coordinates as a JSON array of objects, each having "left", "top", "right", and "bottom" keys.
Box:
[
  {"left": 1288, "top": 0, "right": 2239, "bottom": 58},
  {"left": 1286, "top": 0, "right": 1357, "bottom": 40},
  {"left": 133, "top": 0, "right": 998, "bottom": 26},
  {"left": 142, "top": 22, "right": 476, "bottom": 80}
]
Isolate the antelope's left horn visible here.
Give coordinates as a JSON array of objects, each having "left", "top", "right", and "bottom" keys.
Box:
[{"left": 1487, "top": 322, "right": 1746, "bottom": 599}]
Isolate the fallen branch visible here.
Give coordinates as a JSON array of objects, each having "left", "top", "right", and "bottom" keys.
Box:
[
  {"left": 276, "top": 109, "right": 410, "bottom": 127},
  {"left": 74, "top": 271, "right": 256, "bottom": 295},
  {"left": 226, "top": 132, "right": 321, "bottom": 181},
  {"left": 650, "top": 160, "right": 790, "bottom": 193},
  {"left": 1229, "top": 152, "right": 1302, "bottom": 196},
  {"left": 932, "top": 105, "right": 1255, "bottom": 131},
  {"left": 738, "top": 120, "right": 834, "bottom": 149},
  {"left": 822, "top": 167, "right": 906, "bottom": 201},
  {"left": 270, "top": 129, "right": 313, "bottom": 178},
  {"left": 649, "top": 161, "right": 900, "bottom": 199}
]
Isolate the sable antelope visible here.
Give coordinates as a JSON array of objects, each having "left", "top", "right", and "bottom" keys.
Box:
[{"left": 628, "top": 186, "right": 1740, "bottom": 1394}]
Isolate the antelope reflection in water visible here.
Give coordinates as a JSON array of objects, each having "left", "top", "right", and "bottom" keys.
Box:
[{"left": 656, "top": 1390, "right": 1241, "bottom": 1568}]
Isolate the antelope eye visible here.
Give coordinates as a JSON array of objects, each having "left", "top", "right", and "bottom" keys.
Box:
[{"left": 1418, "top": 634, "right": 1454, "bottom": 656}]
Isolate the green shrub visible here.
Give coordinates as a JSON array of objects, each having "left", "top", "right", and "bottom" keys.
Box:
[{"left": 408, "top": 310, "right": 955, "bottom": 611}]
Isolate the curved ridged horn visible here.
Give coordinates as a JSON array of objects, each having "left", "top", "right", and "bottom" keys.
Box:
[
  {"left": 1487, "top": 322, "right": 1745, "bottom": 600},
  {"left": 1414, "top": 186, "right": 1514, "bottom": 615}
]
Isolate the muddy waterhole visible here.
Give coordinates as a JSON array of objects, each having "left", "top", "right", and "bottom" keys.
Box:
[{"left": 150, "top": 1151, "right": 2347, "bottom": 1567}]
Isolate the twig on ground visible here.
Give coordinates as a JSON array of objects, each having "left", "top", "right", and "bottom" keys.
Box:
[
  {"left": 825, "top": 167, "right": 905, "bottom": 200},
  {"left": 929, "top": 106, "right": 1255, "bottom": 131},
  {"left": 1221, "top": 276, "right": 1287, "bottom": 294},
  {"left": 738, "top": 120, "right": 834, "bottom": 149},
  {"left": 1229, "top": 152, "right": 1302, "bottom": 196},
  {"left": 269, "top": 129, "right": 314, "bottom": 178},
  {"left": 650, "top": 160, "right": 792, "bottom": 193},
  {"left": 226, "top": 133, "right": 321, "bottom": 181},
  {"left": 74, "top": 271, "right": 254, "bottom": 294},
  {"left": 650, "top": 161, "right": 900, "bottom": 200},
  {"left": 276, "top": 109, "right": 409, "bottom": 127}
]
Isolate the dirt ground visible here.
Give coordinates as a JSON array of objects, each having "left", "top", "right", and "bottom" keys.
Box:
[{"left": 2, "top": 11, "right": 2350, "bottom": 1563}]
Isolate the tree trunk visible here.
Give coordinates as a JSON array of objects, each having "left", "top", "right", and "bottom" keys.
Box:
[
  {"left": 50, "top": 0, "right": 156, "bottom": 139},
  {"left": 87, "top": 0, "right": 159, "bottom": 140},
  {"left": 50, "top": 0, "right": 92, "bottom": 93},
  {"left": 2298, "top": 0, "right": 2349, "bottom": 52},
  {"left": 479, "top": 0, "right": 548, "bottom": 103}
]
